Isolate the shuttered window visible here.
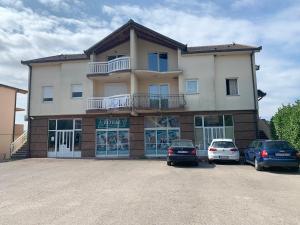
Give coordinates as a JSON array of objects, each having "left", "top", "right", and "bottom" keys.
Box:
[{"left": 42, "top": 86, "right": 53, "bottom": 102}]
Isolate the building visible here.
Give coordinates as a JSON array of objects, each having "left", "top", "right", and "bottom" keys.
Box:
[
  {"left": 21, "top": 20, "right": 261, "bottom": 159},
  {"left": 0, "top": 84, "right": 27, "bottom": 160}
]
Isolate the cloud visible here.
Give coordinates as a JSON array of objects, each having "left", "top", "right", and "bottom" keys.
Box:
[
  {"left": 0, "top": 1, "right": 300, "bottom": 124},
  {"left": 231, "top": 0, "right": 258, "bottom": 9},
  {"left": 37, "top": 0, "right": 84, "bottom": 12}
]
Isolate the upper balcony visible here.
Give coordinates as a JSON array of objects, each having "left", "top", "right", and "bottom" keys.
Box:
[{"left": 88, "top": 57, "right": 131, "bottom": 75}]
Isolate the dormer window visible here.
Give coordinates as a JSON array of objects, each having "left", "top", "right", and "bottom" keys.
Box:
[{"left": 148, "top": 52, "right": 168, "bottom": 72}]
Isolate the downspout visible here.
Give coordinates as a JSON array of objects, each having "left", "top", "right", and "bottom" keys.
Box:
[
  {"left": 27, "top": 65, "right": 32, "bottom": 157},
  {"left": 250, "top": 52, "right": 259, "bottom": 138},
  {"left": 12, "top": 90, "right": 17, "bottom": 142}
]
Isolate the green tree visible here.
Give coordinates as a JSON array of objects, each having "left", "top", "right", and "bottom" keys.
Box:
[{"left": 271, "top": 100, "right": 300, "bottom": 150}]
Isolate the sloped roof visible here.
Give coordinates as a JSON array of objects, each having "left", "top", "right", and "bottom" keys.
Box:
[
  {"left": 21, "top": 54, "right": 88, "bottom": 65},
  {"left": 185, "top": 43, "right": 262, "bottom": 54},
  {"left": 84, "top": 19, "right": 187, "bottom": 55},
  {"left": 0, "top": 84, "right": 27, "bottom": 94}
]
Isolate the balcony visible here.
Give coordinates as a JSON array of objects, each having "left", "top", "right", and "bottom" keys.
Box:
[
  {"left": 87, "top": 94, "right": 131, "bottom": 110},
  {"left": 86, "top": 94, "right": 185, "bottom": 112},
  {"left": 88, "top": 57, "right": 131, "bottom": 74},
  {"left": 132, "top": 94, "right": 185, "bottom": 110}
]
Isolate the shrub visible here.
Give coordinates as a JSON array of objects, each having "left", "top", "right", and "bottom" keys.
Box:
[{"left": 271, "top": 100, "right": 300, "bottom": 151}]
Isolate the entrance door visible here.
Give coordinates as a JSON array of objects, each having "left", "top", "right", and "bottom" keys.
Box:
[
  {"left": 56, "top": 130, "right": 73, "bottom": 157},
  {"left": 197, "top": 127, "right": 224, "bottom": 157}
]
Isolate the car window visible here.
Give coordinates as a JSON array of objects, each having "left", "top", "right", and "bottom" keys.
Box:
[
  {"left": 265, "top": 141, "right": 294, "bottom": 150},
  {"left": 248, "top": 141, "right": 256, "bottom": 148},
  {"left": 171, "top": 140, "right": 194, "bottom": 147},
  {"left": 255, "top": 141, "right": 262, "bottom": 149},
  {"left": 212, "top": 141, "right": 235, "bottom": 148}
]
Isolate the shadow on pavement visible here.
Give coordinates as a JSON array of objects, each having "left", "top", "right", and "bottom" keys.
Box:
[
  {"left": 172, "top": 161, "right": 216, "bottom": 169},
  {"left": 261, "top": 167, "right": 300, "bottom": 175}
]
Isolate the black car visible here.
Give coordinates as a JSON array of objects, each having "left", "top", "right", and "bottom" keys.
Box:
[{"left": 167, "top": 139, "right": 198, "bottom": 166}]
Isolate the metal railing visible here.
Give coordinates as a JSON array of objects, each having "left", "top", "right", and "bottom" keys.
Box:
[
  {"left": 132, "top": 94, "right": 185, "bottom": 110},
  {"left": 87, "top": 94, "right": 131, "bottom": 110},
  {"left": 88, "top": 57, "right": 131, "bottom": 74},
  {"left": 10, "top": 130, "right": 27, "bottom": 156}
]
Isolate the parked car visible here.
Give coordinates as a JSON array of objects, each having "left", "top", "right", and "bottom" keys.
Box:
[
  {"left": 167, "top": 139, "right": 198, "bottom": 166},
  {"left": 208, "top": 139, "right": 240, "bottom": 163},
  {"left": 245, "top": 140, "right": 300, "bottom": 171}
]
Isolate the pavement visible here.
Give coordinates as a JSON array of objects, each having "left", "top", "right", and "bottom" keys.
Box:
[{"left": 0, "top": 158, "right": 299, "bottom": 225}]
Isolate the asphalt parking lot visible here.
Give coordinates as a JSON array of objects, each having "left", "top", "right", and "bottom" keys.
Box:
[{"left": 0, "top": 159, "right": 299, "bottom": 225}]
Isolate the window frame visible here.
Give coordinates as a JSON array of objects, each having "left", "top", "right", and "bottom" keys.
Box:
[
  {"left": 42, "top": 86, "right": 54, "bottom": 103},
  {"left": 225, "top": 78, "right": 239, "bottom": 96},
  {"left": 148, "top": 52, "right": 168, "bottom": 72},
  {"left": 71, "top": 84, "right": 83, "bottom": 99},
  {"left": 185, "top": 79, "right": 199, "bottom": 94}
]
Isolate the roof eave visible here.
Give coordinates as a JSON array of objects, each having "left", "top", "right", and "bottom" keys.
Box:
[{"left": 183, "top": 46, "right": 262, "bottom": 55}]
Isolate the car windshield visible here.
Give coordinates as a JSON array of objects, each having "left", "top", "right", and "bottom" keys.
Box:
[
  {"left": 171, "top": 140, "right": 194, "bottom": 147},
  {"left": 265, "top": 141, "right": 294, "bottom": 150},
  {"left": 212, "top": 141, "right": 235, "bottom": 148}
]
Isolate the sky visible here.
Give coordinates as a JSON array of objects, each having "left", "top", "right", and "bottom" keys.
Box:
[{"left": 0, "top": 0, "right": 300, "bottom": 126}]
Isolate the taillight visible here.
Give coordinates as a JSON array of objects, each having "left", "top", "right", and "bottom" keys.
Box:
[
  {"left": 168, "top": 148, "right": 174, "bottom": 156},
  {"left": 191, "top": 148, "right": 197, "bottom": 155},
  {"left": 261, "top": 149, "right": 268, "bottom": 158},
  {"left": 209, "top": 147, "right": 217, "bottom": 151},
  {"left": 230, "top": 148, "right": 238, "bottom": 152}
]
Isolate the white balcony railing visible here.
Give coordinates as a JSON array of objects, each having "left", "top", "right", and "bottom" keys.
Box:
[
  {"left": 87, "top": 94, "right": 131, "bottom": 110},
  {"left": 88, "top": 57, "right": 131, "bottom": 74}
]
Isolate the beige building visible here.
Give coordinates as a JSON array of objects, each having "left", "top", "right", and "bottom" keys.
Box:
[
  {"left": 22, "top": 20, "right": 261, "bottom": 158},
  {"left": 0, "top": 84, "right": 27, "bottom": 159}
]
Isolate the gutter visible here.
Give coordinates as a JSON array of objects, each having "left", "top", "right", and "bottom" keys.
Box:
[
  {"left": 182, "top": 46, "right": 262, "bottom": 55},
  {"left": 250, "top": 51, "right": 259, "bottom": 138}
]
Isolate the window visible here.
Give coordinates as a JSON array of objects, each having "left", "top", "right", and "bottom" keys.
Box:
[
  {"left": 185, "top": 79, "right": 198, "bottom": 94},
  {"left": 96, "top": 118, "right": 130, "bottom": 157},
  {"left": 145, "top": 116, "right": 180, "bottom": 156},
  {"left": 226, "top": 78, "right": 239, "bottom": 95},
  {"left": 42, "top": 86, "right": 53, "bottom": 102},
  {"left": 107, "top": 55, "right": 125, "bottom": 61},
  {"left": 71, "top": 84, "right": 83, "bottom": 98},
  {"left": 148, "top": 52, "right": 168, "bottom": 72}
]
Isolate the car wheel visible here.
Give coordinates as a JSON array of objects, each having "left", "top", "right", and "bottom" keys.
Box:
[
  {"left": 167, "top": 161, "right": 172, "bottom": 166},
  {"left": 254, "top": 158, "right": 263, "bottom": 171},
  {"left": 208, "top": 160, "right": 213, "bottom": 164}
]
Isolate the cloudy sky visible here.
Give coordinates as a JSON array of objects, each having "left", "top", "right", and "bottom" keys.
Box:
[{"left": 0, "top": 0, "right": 300, "bottom": 125}]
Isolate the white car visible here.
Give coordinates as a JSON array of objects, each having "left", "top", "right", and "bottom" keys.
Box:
[{"left": 208, "top": 139, "right": 240, "bottom": 163}]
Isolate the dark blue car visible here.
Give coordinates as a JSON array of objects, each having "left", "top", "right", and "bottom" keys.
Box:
[{"left": 245, "top": 140, "right": 299, "bottom": 171}]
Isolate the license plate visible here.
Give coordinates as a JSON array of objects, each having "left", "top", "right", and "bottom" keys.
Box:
[
  {"left": 178, "top": 151, "right": 188, "bottom": 154},
  {"left": 275, "top": 153, "right": 290, "bottom": 157},
  {"left": 220, "top": 156, "right": 229, "bottom": 159}
]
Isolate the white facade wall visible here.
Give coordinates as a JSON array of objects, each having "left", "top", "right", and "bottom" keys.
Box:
[
  {"left": 30, "top": 61, "right": 92, "bottom": 116},
  {"left": 29, "top": 36, "right": 257, "bottom": 116}
]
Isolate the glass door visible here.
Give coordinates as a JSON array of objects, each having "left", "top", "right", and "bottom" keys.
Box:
[
  {"left": 148, "top": 84, "right": 169, "bottom": 109},
  {"left": 56, "top": 130, "right": 73, "bottom": 157}
]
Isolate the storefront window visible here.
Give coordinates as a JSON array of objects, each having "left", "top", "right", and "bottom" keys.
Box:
[
  {"left": 145, "top": 116, "right": 180, "bottom": 156},
  {"left": 194, "top": 115, "right": 234, "bottom": 152},
  {"left": 96, "top": 118, "right": 130, "bottom": 157}
]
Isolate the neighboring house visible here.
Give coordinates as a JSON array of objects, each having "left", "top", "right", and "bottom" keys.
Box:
[
  {"left": 0, "top": 84, "right": 27, "bottom": 160},
  {"left": 21, "top": 20, "right": 261, "bottom": 159}
]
